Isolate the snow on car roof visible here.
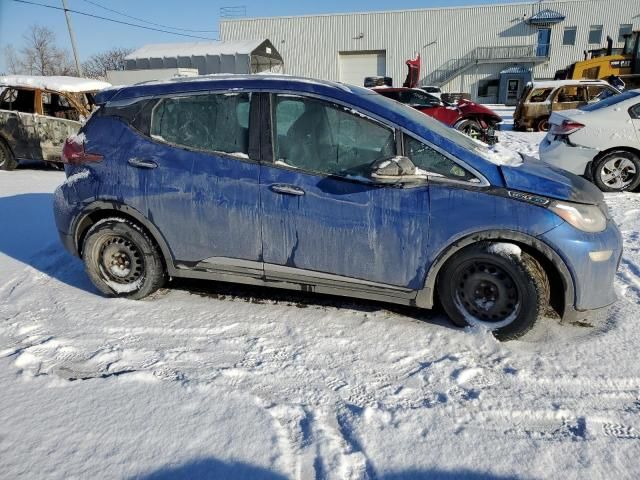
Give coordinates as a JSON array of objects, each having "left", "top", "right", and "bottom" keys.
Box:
[
  {"left": 529, "top": 79, "right": 611, "bottom": 89},
  {"left": 0, "top": 75, "right": 111, "bottom": 93}
]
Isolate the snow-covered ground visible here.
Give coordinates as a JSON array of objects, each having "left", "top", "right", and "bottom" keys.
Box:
[{"left": 1, "top": 130, "right": 640, "bottom": 480}]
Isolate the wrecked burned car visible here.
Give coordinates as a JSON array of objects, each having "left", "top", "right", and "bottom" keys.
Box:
[
  {"left": 0, "top": 75, "right": 111, "bottom": 170},
  {"left": 54, "top": 75, "right": 621, "bottom": 340}
]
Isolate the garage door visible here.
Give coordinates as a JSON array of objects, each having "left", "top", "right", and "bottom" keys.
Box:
[{"left": 339, "top": 51, "right": 386, "bottom": 87}]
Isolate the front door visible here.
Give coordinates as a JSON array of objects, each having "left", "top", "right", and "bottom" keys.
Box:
[{"left": 259, "top": 94, "right": 431, "bottom": 290}]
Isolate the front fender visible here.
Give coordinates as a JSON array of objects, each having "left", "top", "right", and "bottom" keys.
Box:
[{"left": 415, "top": 229, "right": 575, "bottom": 317}]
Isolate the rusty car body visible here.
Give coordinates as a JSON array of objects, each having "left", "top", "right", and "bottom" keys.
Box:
[
  {"left": 0, "top": 75, "right": 111, "bottom": 170},
  {"left": 513, "top": 79, "right": 619, "bottom": 132}
]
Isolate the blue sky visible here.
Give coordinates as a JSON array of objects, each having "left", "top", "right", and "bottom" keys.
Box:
[{"left": 0, "top": 0, "right": 525, "bottom": 74}]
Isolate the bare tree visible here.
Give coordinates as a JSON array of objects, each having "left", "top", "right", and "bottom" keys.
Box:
[
  {"left": 10, "top": 25, "right": 75, "bottom": 76},
  {"left": 82, "top": 47, "right": 133, "bottom": 80},
  {"left": 3, "top": 45, "right": 21, "bottom": 74}
]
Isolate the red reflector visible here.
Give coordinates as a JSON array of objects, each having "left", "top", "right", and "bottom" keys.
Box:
[
  {"left": 61, "top": 137, "right": 103, "bottom": 165},
  {"left": 549, "top": 120, "right": 585, "bottom": 136}
]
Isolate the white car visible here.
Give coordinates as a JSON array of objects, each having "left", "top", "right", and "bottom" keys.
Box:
[{"left": 539, "top": 89, "right": 640, "bottom": 192}]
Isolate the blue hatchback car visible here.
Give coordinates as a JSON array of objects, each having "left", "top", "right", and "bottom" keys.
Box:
[{"left": 54, "top": 75, "right": 622, "bottom": 339}]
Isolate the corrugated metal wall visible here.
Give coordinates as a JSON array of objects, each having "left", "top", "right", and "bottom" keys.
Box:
[{"left": 220, "top": 0, "right": 638, "bottom": 100}]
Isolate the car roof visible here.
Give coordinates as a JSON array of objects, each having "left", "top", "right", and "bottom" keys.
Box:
[
  {"left": 0, "top": 75, "right": 111, "bottom": 93},
  {"left": 101, "top": 74, "right": 368, "bottom": 104},
  {"left": 529, "top": 79, "right": 613, "bottom": 89}
]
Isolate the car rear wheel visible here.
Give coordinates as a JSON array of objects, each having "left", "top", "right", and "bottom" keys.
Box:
[
  {"left": 592, "top": 151, "right": 640, "bottom": 192},
  {"left": 536, "top": 116, "right": 550, "bottom": 132},
  {"left": 0, "top": 139, "right": 17, "bottom": 171},
  {"left": 82, "top": 218, "right": 166, "bottom": 299},
  {"left": 455, "top": 119, "right": 483, "bottom": 140},
  {"left": 437, "top": 243, "right": 549, "bottom": 340}
]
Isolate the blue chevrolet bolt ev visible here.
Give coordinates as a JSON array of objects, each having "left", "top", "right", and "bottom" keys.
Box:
[{"left": 53, "top": 75, "right": 622, "bottom": 340}]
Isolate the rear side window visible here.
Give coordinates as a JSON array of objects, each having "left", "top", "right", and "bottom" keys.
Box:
[
  {"left": 149, "top": 92, "right": 250, "bottom": 155},
  {"left": 0, "top": 88, "right": 36, "bottom": 113}
]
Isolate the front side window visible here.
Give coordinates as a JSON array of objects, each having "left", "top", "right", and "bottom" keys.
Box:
[
  {"left": 150, "top": 92, "right": 250, "bottom": 155},
  {"left": 563, "top": 27, "right": 577, "bottom": 46},
  {"left": 588, "top": 25, "right": 603, "bottom": 44},
  {"left": 528, "top": 88, "right": 553, "bottom": 103},
  {"left": 404, "top": 135, "right": 476, "bottom": 182},
  {"left": 587, "top": 85, "right": 617, "bottom": 102},
  {"left": 273, "top": 95, "right": 395, "bottom": 177},
  {"left": 0, "top": 88, "right": 35, "bottom": 114}
]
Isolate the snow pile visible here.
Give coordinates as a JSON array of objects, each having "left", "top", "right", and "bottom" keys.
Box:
[
  {"left": 0, "top": 75, "right": 111, "bottom": 93},
  {"left": 487, "top": 242, "right": 522, "bottom": 257},
  {"left": 476, "top": 141, "right": 524, "bottom": 166}
]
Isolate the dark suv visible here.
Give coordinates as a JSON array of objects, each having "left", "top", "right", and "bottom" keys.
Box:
[{"left": 54, "top": 75, "right": 622, "bottom": 340}]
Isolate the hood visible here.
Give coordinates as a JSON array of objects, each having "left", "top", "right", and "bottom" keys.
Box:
[
  {"left": 457, "top": 99, "right": 502, "bottom": 120},
  {"left": 500, "top": 157, "right": 604, "bottom": 205}
]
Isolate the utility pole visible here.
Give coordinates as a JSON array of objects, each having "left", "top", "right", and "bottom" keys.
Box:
[{"left": 61, "top": 0, "right": 83, "bottom": 76}]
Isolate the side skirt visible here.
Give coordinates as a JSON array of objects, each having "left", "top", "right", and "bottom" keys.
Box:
[{"left": 173, "top": 259, "right": 419, "bottom": 308}]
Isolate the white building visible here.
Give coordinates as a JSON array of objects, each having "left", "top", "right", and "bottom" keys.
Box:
[{"left": 220, "top": 0, "right": 639, "bottom": 103}]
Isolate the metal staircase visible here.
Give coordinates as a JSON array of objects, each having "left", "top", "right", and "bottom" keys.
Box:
[{"left": 424, "top": 44, "right": 549, "bottom": 86}]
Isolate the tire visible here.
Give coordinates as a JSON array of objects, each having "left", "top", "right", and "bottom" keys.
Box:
[
  {"left": 82, "top": 218, "right": 166, "bottom": 299},
  {"left": 437, "top": 242, "right": 549, "bottom": 341},
  {"left": 0, "top": 139, "right": 17, "bottom": 171},
  {"left": 592, "top": 150, "right": 640, "bottom": 192},
  {"left": 536, "top": 116, "right": 550, "bottom": 132},
  {"left": 455, "top": 119, "right": 483, "bottom": 141}
]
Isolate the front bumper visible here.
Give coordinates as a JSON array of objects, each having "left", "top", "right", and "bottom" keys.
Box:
[
  {"left": 540, "top": 220, "right": 622, "bottom": 313},
  {"left": 539, "top": 135, "right": 599, "bottom": 177}
]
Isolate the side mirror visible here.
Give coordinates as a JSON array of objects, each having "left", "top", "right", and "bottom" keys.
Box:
[{"left": 370, "top": 156, "right": 427, "bottom": 184}]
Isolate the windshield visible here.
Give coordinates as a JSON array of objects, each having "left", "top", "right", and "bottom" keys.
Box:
[{"left": 580, "top": 90, "right": 637, "bottom": 111}]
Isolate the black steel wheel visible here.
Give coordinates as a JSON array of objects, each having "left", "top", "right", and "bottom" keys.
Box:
[
  {"left": 82, "top": 218, "right": 165, "bottom": 299},
  {"left": 438, "top": 242, "right": 549, "bottom": 340}
]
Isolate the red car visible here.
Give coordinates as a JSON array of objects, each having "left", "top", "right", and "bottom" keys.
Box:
[{"left": 372, "top": 87, "right": 502, "bottom": 143}]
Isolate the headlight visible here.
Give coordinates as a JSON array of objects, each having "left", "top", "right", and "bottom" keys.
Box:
[{"left": 549, "top": 201, "right": 607, "bottom": 233}]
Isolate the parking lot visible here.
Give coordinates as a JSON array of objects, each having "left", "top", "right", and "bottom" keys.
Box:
[{"left": 2, "top": 129, "right": 640, "bottom": 479}]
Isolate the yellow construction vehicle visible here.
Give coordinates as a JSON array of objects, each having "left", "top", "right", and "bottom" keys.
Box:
[{"left": 555, "top": 30, "right": 640, "bottom": 89}]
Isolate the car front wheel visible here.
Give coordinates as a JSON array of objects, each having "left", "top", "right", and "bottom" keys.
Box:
[
  {"left": 82, "top": 218, "right": 166, "bottom": 299},
  {"left": 592, "top": 151, "right": 640, "bottom": 192},
  {"left": 454, "top": 119, "right": 483, "bottom": 141},
  {"left": 437, "top": 242, "right": 549, "bottom": 340}
]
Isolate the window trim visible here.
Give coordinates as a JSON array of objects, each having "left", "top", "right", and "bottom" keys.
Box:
[{"left": 144, "top": 89, "right": 258, "bottom": 164}]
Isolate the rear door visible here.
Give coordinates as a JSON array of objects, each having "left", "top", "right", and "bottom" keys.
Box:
[
  {"left": 0, "top": 87, "right": 39, "bottom": 160},
  {"left": 122, "top": 91, "right": 263, "bottom": 272},
  {"left": 552, "top": 85, "right": 588, "bottom": 112},
  {"left": 259, "top": 93, "right": 431, "bottom": 290},
  {"left": 37, "top": 91, "right": 82, "bottom": 162}
]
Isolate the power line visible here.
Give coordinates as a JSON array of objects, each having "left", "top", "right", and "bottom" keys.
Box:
[
  {"left": 80, "top": 0, "right": 218, "bottom": 33},
  {"left": 11, "top": 0, "right": 218, "bottom": 40}
]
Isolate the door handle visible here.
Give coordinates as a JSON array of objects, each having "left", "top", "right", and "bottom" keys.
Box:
[
  {"left": 270, "top": 184, "right": 305, "bottom": 196},
  {"left": 128, "top": 157, "right": 157, "bottom": 169}
]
